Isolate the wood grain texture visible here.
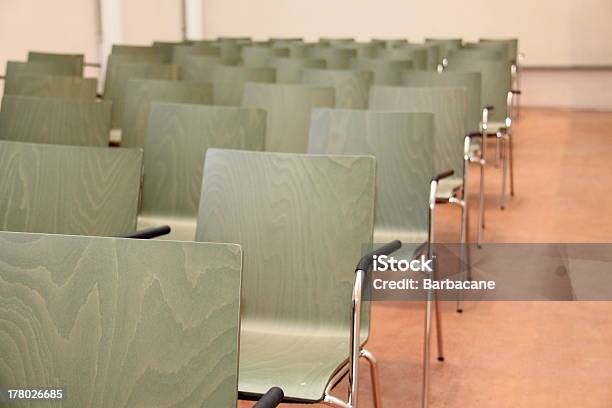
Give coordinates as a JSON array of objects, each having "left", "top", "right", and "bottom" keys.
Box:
[
  {"left": 349, "top": 58, "right": 413, "bottom": 85},
  {"left": 369, "top": 86, "right": 467, "bottom": 184},
  {"left": 446, "top": 59, "right": 512, "bottom": 122},
  {"left": 27, "top": 52, "right": 84, "bottom": 76},
  {"left": 0, "top": 231, "right": 242, "bottom": 408},
  {"left": 103, "top": 59, "right": 179, "bottom": 128},
  {"left": 241, "top": 83, "right": 334, "bottom": 153},
  {"left": 0, "top": 141, "right": 142, "bottom": 236},
  {"left": 139, "top": 103, "right": 266, "bottom": 240},
  {"left": 121, "top": 79, "right": 213, "bottom": 148},
  {"left": 402, "top": 70, "right": 482, "bottom": 133},
  {"left": 241, "top": 46, "right": 289, "bottom": 68},
  {"left": 267, "top": 57, "right": 325, "bottom": 84},
  {"left": 3, "top": 74, "right": 97, "bottom": 100},
  {"left": 300, "top": 68, "right": 373, "bottom": 109},
  {"left": 0, "top": 95, "right": 111, "bottom": 146},
  {"left": 4, "top": 61, "right": 76, "bottom": 95},
  {"left": 196, "top": 149, "right": 375, "bottom": 401},
  {"left": 307, "top": 47, "right": 355, "bottom": 69},
  {"left": 308, "top": 109, "right": 434, "bottom": 244}
]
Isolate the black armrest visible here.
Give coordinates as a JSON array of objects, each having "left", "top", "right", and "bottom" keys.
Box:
[
  {"left": 484, "top": 105, "right": 494, "bottom": 111},
  {"left": 356, "top": 240, "right": 402, "bottom": 272},
  {"left": 119, "top": 225, "right": 171, "bottom": 239},
  {"left": 511, "top": 90, "right": 521, "bottom": 95},
  {"left": 432, "top": 169, "right": 454, "bottom": 182},
  {"left": 253, "top": 387, "right": 284, "bottom": 408},
  {"left": 468, "top": 132, "right": 483, "bottom": 138}
]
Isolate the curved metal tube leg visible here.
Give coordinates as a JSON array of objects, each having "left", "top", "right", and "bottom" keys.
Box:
[
  {"left": 421, "top": 288, "right": 433, "bottom": 408},
  {"left": 500, "top": 135, "right": 509, "bottom": 209},
  {"left": 494, "top": 135, "right": 500, "bottom": 167},
  {"left": 509, "top": 129, "right": 515, "bottom": 197},
  {"left": 477, "top": 159, "right": 485, "bottom": 246},
  {"left": 360, "top": 349, "right": 382, "bottom": 408}
]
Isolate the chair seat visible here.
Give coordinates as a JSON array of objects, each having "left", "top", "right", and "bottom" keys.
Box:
[
  {"left": 137, "top": 215, "right": 196, "bottom": 241},
  {"left": 238, "top": 328, "right": 351, "bottom": 402},
  {"left": 436, "top": 176, "right": 463, "bottom": 200}
]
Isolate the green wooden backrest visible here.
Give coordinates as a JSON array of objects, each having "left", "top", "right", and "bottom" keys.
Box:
[
  {"left": 181, "top": 54, "right": 242, "bottom": 83},
  {"left": 267, "top": 57, "right": 325, "bottom": 83},
  {"left": 402, "top": 70, "right": 482, "bottom": 132},
  {"left": 479, "top": 38, "right": 518, "bottom": 62},
  {"left": 0, "top": 231, "right": 242, "bottom": 408},
  {"left": 308, "top": 109, "right": 434, "bottom": 244},
  {"left": 242, "top": 83, "right": 335, "bottom": 152},
  {"left": 371, "top": 39, "right": 409, "bottom": 49},
  {"left": 0, "top": 141, "right": 142, "bottom": 236},
  {"left": 333, "top": 42, "right": 382, "bottom": 58},
  {"left": 446, "top": 59, "right": 512, "bottom": 122},
  {"left": 465, "top": 41, "right": 511, "bottom": 61},
  {"left": 139, "top": 103, "right": 266, "bottom": 240},
  {"left": 350, "top": 58, "right": 412, "bottom": 85},
  {"left": 196, "top": 148, "right": 375, "bottom": 334},
  {"left": 172, "top": 44, "right": 222, "bottom": 67},
  {"left": 28, "top": 51, "right": 84, "bottom": 76},
  {"left": 211, "top": 41, "right": 246, "bottom": 58},
  {"left": 121, "top": 79, "right": 213, "bottom": 148},
  {"left": 0, "top": 95, "right": 111, "bottom": 146},
  {"left": 196, "top": 65, "right": 276, "bottom": 106},
  {"left": 319, "top": 37, "right": 355, "bottom": 45},
  {"left": 4, "top": 61, "right": 76, "bottom": 94},
  {"left": 273, "top": 42, "right": 313, "bottom": 58},
  {"left": 112, "top": 44, "right": 162, "bottom": 58},
  {"left": 3, "top": 73, "right": 97, "bottom": 99},
  {"left": 307, "top": 46, "right": 356, "bottom": 69},
  {"left": 369, "top": 86, "right": 467, "bottom": 179},
  {"left": 447, "top": 47, "right": 505, "bottom": 62},
  {"left": 103, "top": 59, "right": 179, "bottom": 128},
  {"left": 153, "top": 40, "right": 187, "bottom": 62},
  {"left": 301, "top": 68, "right": 373, "bottom": 109},
  {"left": 242, "top": 46, "right": 290, "bottom": 68},
  {"left": 424, "top": 38, "right": 463, "bottom": 59},
  {"left": 377, "top": 47, "right": 428, "bottom": 70}
]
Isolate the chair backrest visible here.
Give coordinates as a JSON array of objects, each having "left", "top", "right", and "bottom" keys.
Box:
[
  {"left": 172, "top": 44, "right": 222, "bottom": 67},
  {"left": 402, "top": 70, "right": 482, "bottom": 132},
  {"left": 111, "top": 44, "right": 162, "bottom": 58},
  {"left": 140, "top": 103, "right": 266, "bottom": 239},
  {"left": 195, "top": 65, "right": 276, "bottom": 106},
  {"left": 103, "top": 59, "right": 179, "bottom": 127},
  {"left": 307, "top": 47, "right": 356, "bottom": 69},
  {"left": 267, "top": 57, "right": 326, "bottom": 83},
  {"left": 121, "top": 79, "right": 213, "bottom": 148},
  {"left": 242, "top": 45, "right": 290, "bottom": 67},
  {"left": 4, "top": 61, "right": 75, "bottom": 93},
  {"left": 350, "top": 58, "right": 413, "bottom": 85},
  {"left": 27, "top": 51, "right": 84, "bottom": 76},
  {"left": 242, "top": 83, "right": 335, "bottom": 152},
  {"left": 333, "top": 42, "right": 382, "bottom": 58},
  {"left": 301, "top": 68, "right": 373, "bottom": 109},
  {"left": 152, "top": 40, "right": 185, "bottom": 62},
  {"left": 0, "top": 95, "right": 111, "bottom": 146},
  {"left": 181, "top": 54, "right": 242, "bottom": 82},
  {"left": 308, "top": 109, "right": 433, "bottom": 243},
  {"left": 447, "top": 48, "right": 505, "bottom": 62},
  {"left": 424, "top": 38, "right": 463, "bottom": 59},
  {"left": 369, "top": 86, "right": 467, "bottom": 178},
  {"left": 196, "top": 149, "right": 375, "bottom": 334},
  {"left": 446, "top": 59, "right": 512, "bottom": 122},
  {"left": 3, "top": 73, "right": 97, "bottom": 99},
  {"left": 378, "top": 46, "right": 428, "bottom": 70},
  {"left": 372, "top": 38, "right": 409, "bottom": 49},
  {"left": 0, "top": 230, "right": 242, "bottom": 408},
  {"left": 479, "top": 38, "right": 518, "bottom": 62},
  {"left": 0, "top": 141, "right": 142, "bottom": 236}
]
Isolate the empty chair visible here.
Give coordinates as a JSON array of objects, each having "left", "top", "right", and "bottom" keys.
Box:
[
  {"left": 103, "top": 59, "right": 179, "bottom": 128},
  {"left": 274, "top": 41, "right": 314, "bottom": 58},
  {"left": 371, "top": 38, "right": 409, "bottom": 49},
  {"left": 0, "top": 141, "right": 141, "bottom": 236},
  {"left": 111, "top": 44, "right": 162, "bottom": 58},
  {"left": 181, "top": 54, "right": 242, "bottom": 82},
  {"left": 425, "top": 38, "right": 463, "bottom": 60},
  {"left": 121, "top": 79, "right": 213, "bottom": 148},
  {"left": 308, "top": 46, "right": 355, "bottom": 69},
  {"left": 4, "top": 61, "right": 76, "bottom": 93},
  {"left": 480, "top": 38, "right": 521, "bottom": 117},
  {"left": 379, "top": 45, "right": 429, "bottom": 70},
  {"left": 242, "top": 45, "right": 289, "bottom": 67},
  {"left": 0, "top": 231, "right": 246, "bottom": 407},
  {"left": 301, "top": 68, "right": 373, "bottom": 109},
  {"left": 172, "top": 43, "right": 221, "bottom": 67},
  {"left": 28, "top": 51, "right": 84, "bottom": 76},
  {"left": 447, "top": 47, "right": 505, "bottom": 62},
  {"left": 0, "top": 95, "right": 111, "bottom": 146},
  {"left": 196, "top": 148, "right": 390, "bottom": 406},
  {"left": 319, "top": 37, "right": 355, "bottom": 45},
  {"left": 350, "top": 58, "right": 412, "bottom": 85},
  {"left": 152, "top": 40, "right": 186, "bottom": 62},
  {"left": 267, "top": 57, "right": 325, "bottom": 83},
  {"left": 138, "top": 103, "right": 266, "bottom": 240},
  {"left": 3, "top": 73, "right": 97, "bottom": 99},
  {"left": 333, "top": 42, "right": 382, "bottom": 58},
  {"left": 242, "top": 83, "right": 334, "bottom": 152}
]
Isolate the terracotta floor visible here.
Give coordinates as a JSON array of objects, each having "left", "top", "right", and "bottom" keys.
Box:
[{"left": 239, "top": 108, "right": 612, "bottom": 408}]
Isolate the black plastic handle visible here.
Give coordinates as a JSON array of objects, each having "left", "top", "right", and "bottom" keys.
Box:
[
  {"left": 484, "top": 105, "right": 495, "bottom": 111},
  {"left": 468, "top": 132, "right": 483, "bottom": 138},
  {"left": 356, "top": 240, "right": 402, "bottom": 272},
  {"left": 511, "top": 89, "right": 521, "bottom": 95},
  {"left": 432, "top": 169, "right": 454, "bottom": 182},
  {"left": 253, "top": 387, "right": 284, "bottom": 408},
  {"left": 119, "top": 225, "right": 171, "bottom": 239}
]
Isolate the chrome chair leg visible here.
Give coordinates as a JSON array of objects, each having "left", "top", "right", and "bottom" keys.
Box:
[
  {"left": 421, "top": 286, "right": 433, "bottom": 408},
  {"left": 500, "top": 134, "right": 509, "bottom": 210},
  {"left": 494, "top": 135, "right": 500, "bottom": 167},
  {"left": 477, "top": 157, "right": 485, "bottom": 247},
  {"left": 509, "top": 128, "right": 515, "bottom": 197},
  {"left": 360, "top": 349, "right": 382, "bottom": 408}
]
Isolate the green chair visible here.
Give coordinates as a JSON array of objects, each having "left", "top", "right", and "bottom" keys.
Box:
[
  {"left": 0, "top": 95, "right": 111, "bottom": 146},
  {"left": 3, "top": 73, "right": 97, "bottom": 99},
  {"left": 402, "top": 70, "right": 489, "bottom": 246},
  {"left": 103, "top": 59, "right": 179, "bottom": 128},
  {"left": 242, "top": 45, "right": 289, "bottom": 68},
  {"left": 319, "top": 37, "right": 355, "bottom": 45},
  {"left": 121, "top": 79, "right": 213, "bottom": 148},
  {"left": 241, "top": 83, "right": 334, "bottom": 152},
  {"left": 377, "top": 46, "right": 428, "bottom": 70},
  {"left": 371, "top": 38, "right": 409, "bottom": 49},
  {"left": 111, "top": 44, "right": 162, "bottom": 58},
  {"left": 196, "top": 148, "right": 396, "bottom": 407},
  {"left": 4, "top": 61, "right": 76, "bottom": 94},
  {"left": 172, "top": 44, "right": 222, "bottom": 68},
  {"left": 424, "top": 38, "right": 463, "bottom": 62},
  {"left": 447, "top": 58, "right": 517, "bottom": 208},
  {"left": 308, "top": 46, "right": 356, "bottom": 69},
  {"left": 267, "top": 57, "right": 325, "bottom": 83},
  {"left": 447, "top": 48, "right": 505, "bottom": 63},
  {"left": 181, "top": 54, "right": 242, "bottom": 83},
  {"left": 333, "top": 42, "right": 382, "bottom": 58},
  {"left": 273, "top": 41, "right": 314, "bottom": 58},
  {"left": 0, "top": 141, "right": 141, "bottom": 236},
  {"left": 350, "top": 58, "right": 412, "bottom": 85},
  {"left": 28, "top": 51, "right": 84, "bottom": 76},
  {"left": 0, "top": 230, "right": 251, "bottom": 408},
  {"left": 210, "top": 41, "right": 246, "bottom": 58},
  {"left": 138, "top": 102, "right": 266, "bottom": 240},
  {"left": 479, "top": 38, "right": 521, "bottom": 118},
  {"left": 152, "top": 40, "right": 187, "bottom": 62},
  {"left": 301, "top": 68, "right": 373, "bottom": 109},
  {"left": 308, "top": 109, "right": 447, "bottom": 408}
]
